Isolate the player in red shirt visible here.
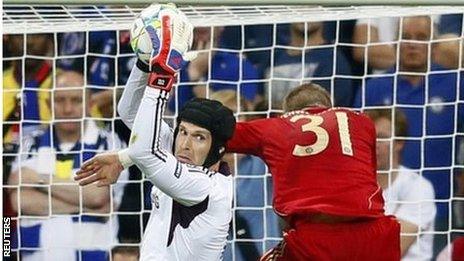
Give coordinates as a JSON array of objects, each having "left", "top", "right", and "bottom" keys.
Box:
[{"left": 227, "top": 83, "right": 400, "bottom": 260}]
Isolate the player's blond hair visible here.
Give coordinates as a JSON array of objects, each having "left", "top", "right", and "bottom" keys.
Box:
[{"left": 283, "top": 83, "right": 332, "bottom": 112}]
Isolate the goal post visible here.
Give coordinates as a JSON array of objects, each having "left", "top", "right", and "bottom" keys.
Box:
[
  {"left": 3, "top": 0, "right": 464, "bottom": 5},
  {"left": 2, "top": 1, "right": 464, "bottom": 261},
  {"left": 4, "top": 4, "right": 464, "bottom": 34}
]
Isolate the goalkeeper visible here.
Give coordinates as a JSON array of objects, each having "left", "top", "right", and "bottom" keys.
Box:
[{"left": 75, "top": 5, "right": 236, "bottom": 260}]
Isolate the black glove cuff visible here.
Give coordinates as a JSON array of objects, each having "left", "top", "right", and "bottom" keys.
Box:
[
  {"left": 136, "top": 59, "right": 150, "bottom": 73},
  {"left": 136, "top": 59, "right": 173, "bottom": 75}
]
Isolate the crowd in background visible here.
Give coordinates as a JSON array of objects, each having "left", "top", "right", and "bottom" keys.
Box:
[{"left": 3, "top": 11, "right": 464, "bottom": 260}]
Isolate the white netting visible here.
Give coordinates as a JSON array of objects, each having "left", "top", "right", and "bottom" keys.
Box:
[
  {"left": 3, "top": 5, "right": 464, "bottom": 33},
  {"left": 2, "top": 4, "right": 464, "bottom": 261}
]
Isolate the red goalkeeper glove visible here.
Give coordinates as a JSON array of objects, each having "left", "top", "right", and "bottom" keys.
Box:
[
  {"left": 146, "top": 7, "right": 195, "bottom": 92},
  {"left": 147, "top": 14, "right": 177, "bottom": 92}
]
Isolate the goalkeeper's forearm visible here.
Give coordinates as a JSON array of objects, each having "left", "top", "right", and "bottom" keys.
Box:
[
  {"left": 123, "top": 85, "right": 172, "bottom": 184},
  {"left": 118, "top": 63, "right": 174, "bottom": 144},
  {"left": 117, "top": 63, "right": 149, "bottom": 130}
]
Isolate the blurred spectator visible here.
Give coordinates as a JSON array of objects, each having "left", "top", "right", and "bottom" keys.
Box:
[
  {"left": 57, "top": 32, "right": 86, "bottom": 72},
  {"left": 58, "top": 30, "right": 135, "bottom": 119},
  {"left": 3, "top": 35, "right": 22, "bottom": 168},
  {"left": 7, "top": 70, "right": 128, "bottom": 261},
  {"left": 58, "top": 29, "right": 135, "bottom": 87},
  {"left": 437, "top": 236, "right": 464, "bottom": 261},
  {"left": 355, "top": 16, "right": 464, "bottom": 257},
  {"left": 433, "top": 33, "right": 461, "bottom": 70},
  {"left": 352, "top": 17, "right": 398, "bottom": 72},
  {"left": 58, "top": 28, "right": 148, "bottom": 246},
  {"left": 267, "top": 21, "right": 355, "bottom": 108},
  {"left": 438, "top": 14, "right": 463, "bottom": 35},
  {"left": 323, "top": 20, "right": 366, "bottom": 79},
  {"left": 3, "top": 34, "right": 54, "bottom": 127},
  {"left": 3, "top": 36, "right": 54, "bottom": 223},
  {"left": 90, "top": 89, "right": 116, "bottom": 119},
  {"left": 111, "top": 245, "right": 139, "bottom": 261},
  {"left": 3, "top": 34, "right": 54, "bottom": 261},
  {"left": 366, "top": 108, "right": 436, "bottom": 260},
  {"left": 219, "top": 24, "right": 276, "bottom": 75},
  {"left": 210, "top": 90, "right": 280, "bottom": 260},
  {"left": 455, "top": 77, "right": 464, "bottom": 233},
  {"left": 169, "top": 27, "right": 262, "bottom": 112}
]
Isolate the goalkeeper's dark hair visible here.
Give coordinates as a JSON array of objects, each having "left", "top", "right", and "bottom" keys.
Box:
[
  {"left": 283, "top": 83, "right": 332, "bottom": 112},
  {"left": 173, "top": 98, "right": 236, "bottom": 168}
]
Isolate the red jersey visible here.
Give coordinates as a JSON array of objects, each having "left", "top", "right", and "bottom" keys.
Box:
[
  {"left": 452, "top": 237, "right": 464, "bottom": 261},
  {"left": 227, "top": 107, "right": 385, "bottom": 220}
]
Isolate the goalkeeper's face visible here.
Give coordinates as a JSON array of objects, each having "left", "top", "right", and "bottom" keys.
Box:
[{"left": 174, "top": 121, "right": 213, "bottom": 166}]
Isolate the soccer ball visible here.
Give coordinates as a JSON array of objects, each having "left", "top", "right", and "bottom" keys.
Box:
[{"left": 130, "top": 4, "right": 179, "bottom": 65}]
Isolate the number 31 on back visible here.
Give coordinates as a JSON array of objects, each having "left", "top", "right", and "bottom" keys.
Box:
[{"left": 290, "top": 112, "right": 353, "bottom": 157}]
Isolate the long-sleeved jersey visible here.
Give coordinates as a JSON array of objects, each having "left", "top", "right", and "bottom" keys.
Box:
[
  {"left": 118, "top": 66, "right": 233, "bottom": 261},
  {"left": 227, "top": 107, "right": 385, "bottom": 221}
]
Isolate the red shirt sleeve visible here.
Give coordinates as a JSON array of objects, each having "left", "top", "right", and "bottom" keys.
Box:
[{"left": 226, "top": 118, "right": 270, "bottom": 157}]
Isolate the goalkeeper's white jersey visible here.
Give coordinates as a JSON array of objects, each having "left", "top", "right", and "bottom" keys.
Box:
[
  {"left": 118, "top": 66, "right": 233, "bottom": 261},
  {"left": 141, "top": 163, "right": 233, "bottom": 261}
]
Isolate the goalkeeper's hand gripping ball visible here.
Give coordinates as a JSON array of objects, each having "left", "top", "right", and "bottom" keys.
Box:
[
  {"left": 130, "top": 3, "right": 196, "bottom": 74},
  {"left": 131, "top": 4, "right": 196, "bottom": 92}
]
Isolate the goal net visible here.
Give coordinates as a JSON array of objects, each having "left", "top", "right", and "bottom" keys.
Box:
[{"left": 2, "top": 3, "right": 464, "bottom": 261}]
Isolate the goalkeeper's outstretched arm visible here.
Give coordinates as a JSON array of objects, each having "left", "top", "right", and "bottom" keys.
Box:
[
  {"left": 77, "top": 6, "right": 209, "bottom": 206},
  {"left": 118, "top": 3, "right": 195, "bottom": 131},
  {"left": 123, "top": 83, "right": 211, "bottom": 206},
  {"left": 117, "top": 63, "right": 148, "bottom": 130},
  {"left": 118, "top": 63, "right": 174, "bottom": 152}
]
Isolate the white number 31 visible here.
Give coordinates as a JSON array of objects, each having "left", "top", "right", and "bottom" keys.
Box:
[{"left": 290, "top": 112, "right": 353, "bottom": 157}]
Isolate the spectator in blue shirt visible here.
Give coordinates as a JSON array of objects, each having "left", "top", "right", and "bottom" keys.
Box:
[
  {"left": 219, "top": 24, "right": 287, "bottom": 77},
  {"left": 355, "top": 16, "right": 464, "bottom": 257},
  {"left": 58, "top": 29, "right": 135, "bottom": 87},
  {"left": 210, "top": 91, "right": 280, "bottom": 261},
  {"left": 8, "top": 71, "right": 128, "bottom": 261},
  {"left": 168, "top": 27, "right": 262, "bottom": 113},
  {"left": 432, "top": 32, "right": 461, "bottom": 70},
  {"left": 266, "top": 21, "right": 355, "bottom": 109},
  {"left": 58, "top": 30, "right": 136, "bottom": 119},
  {"left": 439, "top": 13, "right": 463, "bottom": 35}
]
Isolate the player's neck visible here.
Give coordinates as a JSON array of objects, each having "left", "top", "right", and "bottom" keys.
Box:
[
  {"left": 55, "top": 129, "right": 81, "bottom": 145},
  {"left": 377, "top": 170, "right": 399, "bottom": 190},
  {"left": 399, "top": 64, "right": 427, "bottom": 86}
]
